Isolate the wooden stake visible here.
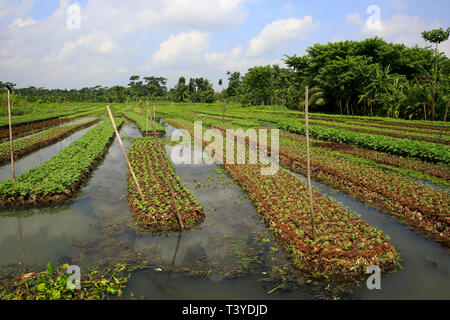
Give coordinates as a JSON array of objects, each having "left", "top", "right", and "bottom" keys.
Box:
[
  {"left": 57, "top": 100, "right": 61, "bottom": 126},
  {"left": 147, "top": 100, "right": 184, "bottom": 230},
  {"left": 305, "top": 85, "right": 316, "bottom": 239},
  {"left": 7, "top": 89, "right": 15, "bottom": 182},
  {"left": 145, "top": 107, "right": 149, "bottom": 133},
  {"left": 106, "top": 106, "right": 145, "bottom": 201}
]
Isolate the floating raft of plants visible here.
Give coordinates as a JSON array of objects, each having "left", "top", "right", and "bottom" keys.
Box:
[
  {"left": 127, "top": 137, "right": 205, "bottom": 232},
  {"left": 277, "top": 119, "right": 449, "bottom": 164},
  {"left": 167, "top": 119, "right": 399, "bottom": 278},
  {"left": 0, "top": 118, "right": 124, "bottom": 209},
  {"left": 0, "top": 117, "right": 100, "bottom": 166},
  {"left": 123, "top": 112, "right": 165, "bottom": 136},
  {"left": 280, "top": 131, "right": 450, "bottom": 182},
  {"left": 210, "top": 122, "right": 450, "bottom": 247}
]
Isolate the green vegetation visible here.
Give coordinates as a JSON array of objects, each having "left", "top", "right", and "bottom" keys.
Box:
[
  {"left": 167, "top": 118, "right": 399, "bottom": 276},
  {"left": 128, "top": 137, "right": 205, "bottom": 231},
  {"left": 2, "top": 29, "right": 448, "bottom": 121},
  {"left": 0, "top": 118, "right": 123, "bottom": 208},
  {"left": 123, "top": 111, "right": 165, "bottom": 135},
  {"left": 0, "top": 117, "right": 99, "bottom": 165},
  {"left": 277, "top": 118, "right": 449, "bottom": 164},
  {"left": 0, "top": 263, "right": 129, "bottom": 300}
]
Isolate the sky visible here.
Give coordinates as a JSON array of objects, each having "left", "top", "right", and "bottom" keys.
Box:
[{"left": 0, "top": 0, "right": 449, "bottom": 90}]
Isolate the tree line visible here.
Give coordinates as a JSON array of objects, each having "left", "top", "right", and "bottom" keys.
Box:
[{"left": 1, "top": 28, "right": 449, "bottom": 120}]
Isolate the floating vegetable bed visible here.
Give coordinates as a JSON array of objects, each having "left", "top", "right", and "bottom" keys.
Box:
[
  {"left": 0, "top": 118, "right": 124, "bottom": 208},
  {"left": 127, "top": 137, "right": 205, "bottom": 232},
  {"left": 0, "top": 117, "right": 99, "bottom": 166},
  {"left": 280, "top": 131, "right": 450, "bottom": 182},
  {"left": 277, "top": 119, "right": 449, "bottom": 164},
  {"left": 123, "top": 112, "right": 165, "bottom": 136},
  {"left": 209, "top": 123, "right": 449, "bottom": 247},
  {"left": 167, "top": 118, "right": 399, "bottom": 277}
]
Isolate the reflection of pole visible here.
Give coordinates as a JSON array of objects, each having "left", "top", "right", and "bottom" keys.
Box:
[
  {"left": 7, "top": 89, "right": 15, "bottom": 182},
  {"left": 147, "top": 101, "right": 184, "bottom": 230},
  {"left": 305, "top": 85, "right": 316, "bottom": 240},
  {"left": 164, "top": 231, "right": 182, "bottom": 299},
  {"left": 18, "top": 214, "right": 27, "bottom": 270}
]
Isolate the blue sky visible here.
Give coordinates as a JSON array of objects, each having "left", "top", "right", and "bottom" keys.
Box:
[{"left": 0, "top": 0, "right": 449, "bottom": 90}]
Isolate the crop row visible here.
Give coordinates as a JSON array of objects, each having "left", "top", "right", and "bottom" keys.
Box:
[
  {"left": 280, "top": 131, "right": 450, "bottom": 183},
  {"left": 277, "top": 119, "right": 449, "bottom": 164},
  {"left": 197, "top": 109, "right": 449, "bottom": 141},
  {"left": 343, "top": 119, "right": 449, "bottom": 136},
  {"left": 167, "top": 118, "right": 398, "bottom": 277},
  {"left": 127, "top": 137, "right": 205, "bottom": 232},
  {"left": 0, "top": 117, "right": 99, "bottom": 166},
  {"left": 301, "top": 119, "right": 450, "bottom": 145},
  {"left": 0, "top": 105, "right": 93, "bottom": 128},
  {"left": 210, "top": 123, "right": 449, "bottom": 246},
  {"left": 197, "top": 114, "right": 450, "bottom": 184},
  {"left": 0, "top": 118, "right": 124, "bottom": 208},
  {"left": 123, "top": 112, "right": 165, "bottom": 136},
  {"left": 246, "top": 108, "right": 450, "bottom": 130}
]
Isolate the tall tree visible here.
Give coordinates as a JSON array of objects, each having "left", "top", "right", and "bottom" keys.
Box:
[{"left": 422, "top": 27, "right": 450, "bottom": 120}]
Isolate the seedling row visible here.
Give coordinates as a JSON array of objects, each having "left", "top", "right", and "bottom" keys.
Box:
[
  {"left": 166, "top": 118, "right": 398, "bottom": 277},
  {"left": 0, "top": 118, "right": 123, "bottom": 208},
  {"left": 127, "top": 137, "right": 205, "bottom": 232},
  {"left": 0, "top": 117, "right": 99, "bottom": 166}
]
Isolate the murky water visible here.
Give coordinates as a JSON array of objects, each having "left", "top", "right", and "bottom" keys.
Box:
[
  {"left": 0, "top": 121, "right": 100, "bottom": 181},
  {"left": 0, "top": 121, "right": 448, "bottom": 300},
  {"left": 291, "top": 172, "right": 450, "bottom": 299}
]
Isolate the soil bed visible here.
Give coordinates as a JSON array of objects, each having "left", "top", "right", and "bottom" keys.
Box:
[
  {"left": 167, "top": 118, "right": 399, "bottom": 278},
  {"left": 127, "top": 137, "right": 205, "bottom": 232},
  {"left": 0, "top": 121, "right": 123, "bottom": 209},
  {"left": 0, "top": 118, "right": 99, "bottom": 166}
]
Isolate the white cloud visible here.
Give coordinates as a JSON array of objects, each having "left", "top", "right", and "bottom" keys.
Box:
[
  {"left": 0, "top": 0, "right": 249, "bottom": 89},
  {"left": 152, "top": 31, "right": 210, "bottom": 66},
  {"left": 247, "top": 17, "right": 320, "bottom": 57},
  {"left": 83, "top": 0, "right": 246, "bottom": 34},
  {"left": 346, "top": 13, "right": 449, "bottom": 56},
  {"left": 8, "top": 16, "right": 35, "bottom": 29},
  {"left": 346, "top": 13, "right": 363, "bottom": 26},
  {"left": 0, "top": 0, "right": 34, "bottom": 20}
]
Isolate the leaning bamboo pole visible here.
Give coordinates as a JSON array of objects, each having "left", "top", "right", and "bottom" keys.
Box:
[
  {"left": 147, "top": 100, "right": 184, "bottom": 230},
  {"left": 106, "top": 106, "right": 145, "bottom": 201},
  {"left": 7, "top": 89, "right": 15, "bottom": 182},
  {"left": 305, "top": 85, "right": 316, "bottom": 239}
]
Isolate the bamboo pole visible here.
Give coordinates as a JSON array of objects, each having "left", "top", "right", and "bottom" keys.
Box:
[
  {"left": 106, "top": 106, "right": 145, "bottom": 201},
  {"left": 145, "top": 107, "right": 149, "bottom": 133},
  {"left": 57, "top": 100, "right": 61, "bottom": 126},
  {"left": 147, "top": 100, "right": 184, "bottom": 230},
  {"left": 305, "top": 86, "right": 316, "bottom": 239},
  {"left": 153, "top": 103, "right": 156, "bottom": 122},
  {"left": 7, "top": 89, "right": 15, "bottom": 182}
]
